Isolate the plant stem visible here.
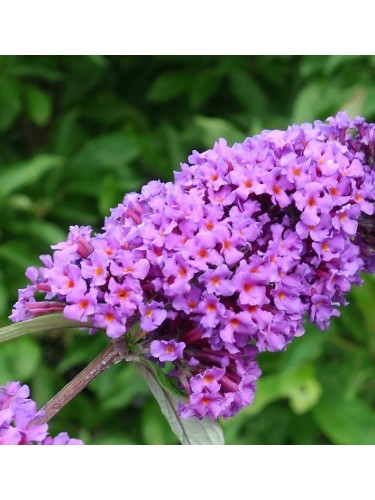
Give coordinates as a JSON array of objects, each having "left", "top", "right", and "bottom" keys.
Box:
[{"left": 34, "top": 338, "right": 129, "bottom": 425}]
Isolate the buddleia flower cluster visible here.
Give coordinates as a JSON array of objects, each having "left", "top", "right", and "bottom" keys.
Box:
[
  {"left": 11, "top": 112, "right": 375, "bottom": 419},
  {"left": 0, "top": 381, "right": 83, "bottom": 445}
]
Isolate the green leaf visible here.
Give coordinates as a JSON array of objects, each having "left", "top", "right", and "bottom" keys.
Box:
[
  {"left": 279, "top": 324, "right": 326, "bottom": 371},
  {"left": 0, "top": 77, "right": 21, "bottom": 132},
  {"left": 3, "top": 336, "right": 42, "bottom": 380},
  {"left": 288, "top": 376, "right": 322, "bottom": 414},
  {"left": 243, "top": 373, "right": 285, "bottom": 416},
  {"left": 189, "top": 69, "right": 222, "bottom": 108},
  {"left": 141, "top": 359, "right": 185, "bottom": 398},
  {"left": 242, "top": 364, "right": 322, "bottom": 416},
  {"left": 25, "top": 84, "right": 52, "bottom": 126},
  {"left": 9, "top": 220, "right": 66, "bottom": 247},
  {"left": 340, "top": 86, "right": 367, "bottom": 118},
  {"left": 141, "top": 399, "right": 178, "bottom": 444},
  {"left": 292, "top": 82, "right": 346, "bottom": 123},
  {"left": 193, "top": 116, "right": 245, "bottom": 148},
  {"left": 313, "top": 390, "right": 375, "bottom": 444},
  {"left": 91, "top": 363, "right": 149, "bottom": 411},
  {"left": 85, "top": 55, "right": 109, "bottom": 69},
  {"left": 323, "top": 55, "right": 368, "bottom": 76},
  {"left": 229, "top": 70, "right": 268, "bottom": 115},
  {"left": 98, "top": 175, "right": 125, "bottom": 216},
  {"left": 0, "top": 314, "right": 87, "bottom": 344},
  {"left": 137, "top": 363, "right": 224, "bottom": 445},
  {"left": 147, "top": 71, "right": 190, "bottom": 102},
  {"left": 0, "top": 155, "right": 62, "bottom": 200},
  {"left": 72, "top": 132, "right": 140, "bottom": 169},
  {"left": 0, "top": 240, "right": 39, "bottom": 269}
]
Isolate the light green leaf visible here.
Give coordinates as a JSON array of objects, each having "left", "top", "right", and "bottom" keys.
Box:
[
  {"left": 194, "top": 116, "right": 245, "bottom": 148},
  {"left": 292, "top": 82, "right": 346, "bottom": 123},
  {"left": 25, "top": 84, "right": 52, "bottom": 126},
  {"left": 0, "top": 155, "right": 62, "bottom": 200},
  {"left": 288, "top": 377, "right": 322, "bottom": 414},
  {"left": 241, "top": 364, "right": 322, "bottom": 416},
  {"left": 137, "top": 363, "right": 224, "bottom": 445},
  {"left": 0, "top": 313, "right": 87, "bottom": 344},
  {"left": 3, "top": 337, "right": 42, "bottom": 380}
]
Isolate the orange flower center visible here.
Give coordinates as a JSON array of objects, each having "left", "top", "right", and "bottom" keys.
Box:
[
  {"left": 307, "top": 198, "right": 316, "bottom": 207},
  {"left": 178, "top": 267, "right": 187, "bottom": 277},
  {"left": 198, "top": 249, "right": 208, "bottom": 258},
  {"left": 118, "top": 290, "right": 129, "bottom": 300}
]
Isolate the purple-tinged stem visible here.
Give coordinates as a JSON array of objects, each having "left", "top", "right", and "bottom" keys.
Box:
[{"left": 34, "top": 338, "right": 128, "bottom": 425}]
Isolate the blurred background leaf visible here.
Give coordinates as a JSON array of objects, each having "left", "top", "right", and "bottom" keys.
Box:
[{"left": 0, "top": 55, "right": 375, "bottom": 444}]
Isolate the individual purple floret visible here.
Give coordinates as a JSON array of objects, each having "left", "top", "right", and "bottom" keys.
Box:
[
  {"left": 10, "top": 112, "right": 375, "bottom": 419},
  {"left": 0, "top": 381, "right": 83, "bottom": 445},
  {"left": 150, "top": 340, "right": 186, "bottom": 362}
]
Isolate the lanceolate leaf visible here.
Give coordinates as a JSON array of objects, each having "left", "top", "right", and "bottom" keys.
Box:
[
  {"left": 137, "top": 363, "right": 224, "bottom": 445},
  {"left": 0, "top": 313, "right": 87, "bottom": 344}
]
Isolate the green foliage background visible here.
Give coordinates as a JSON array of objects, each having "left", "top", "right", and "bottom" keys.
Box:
[{"left": 0, "top": 55, "right": 375, "bottom": 444}]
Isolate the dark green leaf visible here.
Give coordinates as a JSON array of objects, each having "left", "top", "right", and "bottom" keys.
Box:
[
  {"left": 147, "top": 71, "right": 190, "bottom": 102},
  {"left": 0, "top": 77, "right": 21, "bottom": 132},
  {"left": 72, "top": 132, "right": 140, "bottom": 169},
  {"left": 313, "top": 390, "right": 375, "bottom": 444}
]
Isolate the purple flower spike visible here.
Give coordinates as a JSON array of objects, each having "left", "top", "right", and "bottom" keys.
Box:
[{"left": 10, "top": 112, "right": 375, "bottom": 419}]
